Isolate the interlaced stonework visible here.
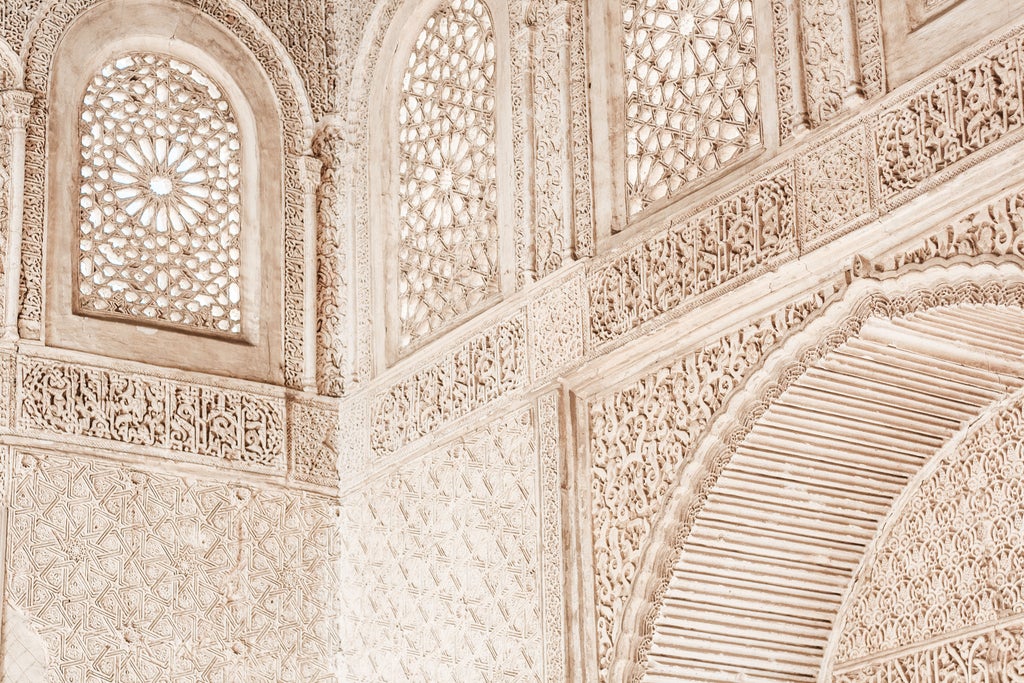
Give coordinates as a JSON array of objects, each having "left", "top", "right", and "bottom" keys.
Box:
[
  {"left": 77, "top": 54, "right": 243, "bottom": 334},
  {"left": 834, "top": 393, "right": 1024, "bottom": 674},
  {"left": 396, "top": 0, "right": 499, "bottom": 349},
  {"left": 622, "top": 0, "right": 760, "bottom": 216}
]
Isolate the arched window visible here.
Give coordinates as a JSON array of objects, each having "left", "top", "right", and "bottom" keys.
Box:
[
  {"left": 623, "top": 0, "right": 761, "bottom": 216},
  {"left": 77, "top": 53, "right": 243, "bottom": 335},
  {"left": 370, "top": 0, "right": 509, "bottom": 362},
  {"left": 45, "top": 2, "right": 284, "bottom": 383}
]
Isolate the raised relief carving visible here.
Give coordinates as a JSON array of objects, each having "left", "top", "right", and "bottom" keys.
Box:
[
  {"left": 797, "top": 124, "right": 874, "bottom": 245},
  {"left": 77, "top": 54, "right": 243, "bottom": 334},
  {"left": 853, "top": 0, "right": 885, "bottom": 98},
  {"left": 589, "top": 291, "right": 830, "bottom": 679},
  {"left": 876, "top": 35, "right": 1024, "bottom": 202},
  {"left": 591, "top": 166, "right": 796, "bottom": 345},
  {"left": 798, "top": 0, "right": 849, "bottom": 126},
  {"left": 567, "top": 0, "right": 594, "bottom": 258},
  {"left": 858, "top": 183, "right": 1024, "bottom": 276},
  {"left": 16, "top": 355, "right": 286, "bottom": 471},
  {"left": 771, "top": 0, "right": 797, "bottom": 139},
  {"left": 396, "top": 0, "right": 500, "bottom": 349},
  {"left": 834, "top": 392, "right": 1024, "bottom": 669},
  {"left": 5, "top": 450, "right": 339, "bottom": 682},
  {"left": 312, "top": 124, "right": 349, "bottom": 396},
  {"left": 528, "top": 268, "right": 586, "bottom": 382},
  {"left": 339, "top": 407, "right": 563, "bottom": 681},
  {"left": 530, "top": 0, "right": 573, "bottom": 279},
  {"left": 288, "top": 395, "right": 339, "bottom": 487},
  {"left": 622, "top": 0, "right": 761, "bottom": 216}
]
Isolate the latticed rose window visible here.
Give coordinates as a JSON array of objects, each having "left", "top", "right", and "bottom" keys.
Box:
[
  {"left": 396, "top": 0, "right": 499, "bottom": 350},
  {"left": 77, "top": 53, "right": 243, "bottom": 335},
  {"left": 623, "top": 0, "right": 761, "bottom": 216}
]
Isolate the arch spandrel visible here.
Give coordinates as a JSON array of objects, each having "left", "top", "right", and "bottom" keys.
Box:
[
  {"left": 0, "top": 37, "right": 22, "bottom": 89},
  {"left": 824, "top": 386, "right": 1024, "bottom": 679},
  {"left": 599, "top": 264, "right": 1024, "bottom": 683}
]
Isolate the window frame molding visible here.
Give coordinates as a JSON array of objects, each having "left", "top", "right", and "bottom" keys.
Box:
[
  {"left": 367, "top": 0, "right": 516, "bottom": 369},
  {"left": 588, "top": 0, "right": 781, "bottom": 242},
  {"left": 45, "top": 0, "right": 284, "bottom": 384}
]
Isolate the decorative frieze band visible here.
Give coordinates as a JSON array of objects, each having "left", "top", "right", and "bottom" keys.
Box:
[
  {"left": 370, "top": 313, "right": 529, "bottom": 457},
  {"left": 590, "top": 24, "right": 1024, "bottom": 350},
  {"left": 590, "top": 165, "right": 799, "bottom": 345},
  {"left": 16, "top": 354, "right": 287, "bottom": 473}
]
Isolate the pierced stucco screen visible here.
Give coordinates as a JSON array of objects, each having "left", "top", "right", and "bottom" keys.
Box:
[
  {"left": 397, "top": 0, "right": 499, "bottom": 350},
  {"left": 623, "top": 0, "right": 761, "bottom": 216},
  {"left": 77, "top": 53, "right": 243, "bottom": 335}
]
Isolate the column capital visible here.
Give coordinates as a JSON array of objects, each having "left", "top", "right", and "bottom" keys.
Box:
[{"left": 1, "top": 90, "right": 33, "bottom": 130}]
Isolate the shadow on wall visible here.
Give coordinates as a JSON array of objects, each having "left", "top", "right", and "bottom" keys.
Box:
[{"left": 3, "top": 602, "right": 47, "bottom": 681}]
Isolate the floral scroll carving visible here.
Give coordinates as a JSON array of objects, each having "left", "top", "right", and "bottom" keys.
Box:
[
  {"left": 834, "top": 391, "right": 1024, "bottom": 669},
  {"left": 312, "top": 124, "right": 349, "bottom": 396},
  {"left": 622, "top": 0, "right": 761, "bottom": 216},
  {"left": 529, "top": 0, "right": 572, "bottom": 279},
  {"left": 798, "top": 0, "right": 848, "bottom": 126}
]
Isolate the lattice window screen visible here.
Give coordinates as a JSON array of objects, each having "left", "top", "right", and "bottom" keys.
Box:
[
  {"left": 78, "top": 53, "right": 243, "bottom": 335},
  {"left": 623, "top": 0, "right": 761, "bottom": 216},
  {"left": 396, "top": 0, "right": 499, "bottom": 350}
]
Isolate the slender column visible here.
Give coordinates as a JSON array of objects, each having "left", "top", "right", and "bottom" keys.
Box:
[
  {"left": 1, "top": 91, "right": 32, "bottom": 342},
  {"left": 311, "top": 122, "right": 348, "bottom": 397},
  {"left": 299, "top": 153, "right": 323, "bottom": 393}
]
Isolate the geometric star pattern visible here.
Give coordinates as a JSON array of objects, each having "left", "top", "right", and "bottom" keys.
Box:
[
  {"left": 397, "top": 0, "right": 499, "bottom": 349},
  {"left": 338, "top": 409, "right": 544, "bottom": 681},
  {"left": 4, "top": 450, "right": 338, "bottom": 682},
  {"left": 78, "top": 53, "right": 243, "bottom": 334},
  {"left": 623, "top": 0, "right": 761, "bottom": 216}
]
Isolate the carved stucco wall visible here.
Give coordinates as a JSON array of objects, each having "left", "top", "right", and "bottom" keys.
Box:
[
  {"left": 2, "top": 0, "right": 1024, "bottom": 680},
  {"left": 830, "top": 389, "right": 1024, "bottom": 680},
  {"left": 2, "top": 446, "right": 340, "bottom": 682}
]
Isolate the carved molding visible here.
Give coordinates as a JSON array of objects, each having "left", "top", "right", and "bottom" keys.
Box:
[
  {"left": 567, "top": 0, "right": 594, "bottom": 259},
  {"left": 798, "top": 0, "right": 849, "bottom": 126},
  {"left": 19, "top": 0, "right": 314, "bottom": 388},
  {"left": 604, "top": 268, "right": 1024, "bottom": 682}
]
